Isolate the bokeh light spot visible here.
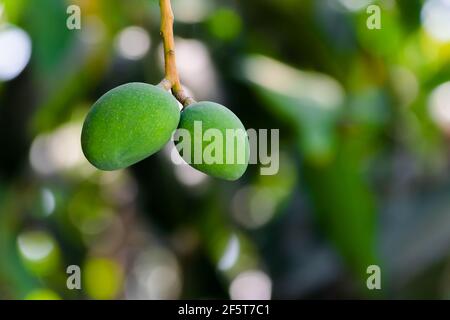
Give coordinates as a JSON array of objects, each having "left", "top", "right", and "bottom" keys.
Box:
[
  {"left": 429, "top": 81, "right": 450, "bottom": 133},
  {"left": 159, "top": 38, "right": 221, "bottom": 101},
  {"left": 229, "top": 270, "right": 272, "bottom": 300},
  {"left": 172, "top": 0, "right": 213, "bottom": 23},
  {"left": 243, "top": 55, "right": 344, "bottom": 110},
  {"left": 25, "top": 289, "right": 61, "bottom": 300},
  {"left": 17, "top": 231, "right": 60, "bottom": 276},
  {"left": 208, "top": 9, "right": 242, "bottom": 41},
  {"left": 41, "top": 188, "right": 56, "bottom": 216},
  {"left": 18, "top": 232, "right": 54, "bottom": 262},
  {"left": 126, "top": 248, "right": 182, "bottom": 300},
  {"left": 84, "top": 257, "right": 123, "bottom": 300},
  {"left": 115, "top": 26, "right": 151, "bottom": 60},
  {"left": 218, "top": 234, "right": 240, "bottom": 271},
  {"left": 422, "top": 0, "right": 450, "bottom": 42},
  {"left": 336, "top": 0, "right": 374, "bottom": 12},
  {"left": 0, "top": 24, "right": 31, "bottom": 81},
  {"left": 29, "top": 122, "right": 89, "bottom": 176}
]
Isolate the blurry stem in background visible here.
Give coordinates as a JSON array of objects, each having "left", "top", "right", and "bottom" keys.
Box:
[{"left": 158, "top": 0, "right": 196, "bottom": 108}]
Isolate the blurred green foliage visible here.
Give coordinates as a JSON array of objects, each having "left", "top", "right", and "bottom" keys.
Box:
[{"left": 1, "top": 0, "right": 450, "bottom": 300}]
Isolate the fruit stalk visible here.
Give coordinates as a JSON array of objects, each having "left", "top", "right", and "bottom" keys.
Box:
[{"left": 159, "top": 0, "right": 195, "bottom": 107}]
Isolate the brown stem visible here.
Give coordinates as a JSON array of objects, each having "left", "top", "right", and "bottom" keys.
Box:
[{"left": 159, "top": 0, "right": 196, "bottom": 108}]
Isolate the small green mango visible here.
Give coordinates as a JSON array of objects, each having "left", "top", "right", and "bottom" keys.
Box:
[
  {"left": 177, "top": 101, "right": 249, "bottom": 181},
  {"left": 81, "top": 82, "right": 180, "bottom": 170}
]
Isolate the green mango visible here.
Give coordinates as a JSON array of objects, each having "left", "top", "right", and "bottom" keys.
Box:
[
  {"left": 177, "top": 101, "right": 249, "bottom": 181},
  {"left": 81, "top": 82, "right": 180, "bottom": 170}
]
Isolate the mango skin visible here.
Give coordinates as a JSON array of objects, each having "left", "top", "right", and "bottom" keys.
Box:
[
  {"left": 81, "top": 83, "right": 180, "bottom": 170},
  {"left": 177, "top": 101, "right": 249, "bottom": 181}
]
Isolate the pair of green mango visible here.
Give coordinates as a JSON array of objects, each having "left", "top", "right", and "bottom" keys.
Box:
[{"left": 81, "top": 83, "right": 249, "bottom": 181}]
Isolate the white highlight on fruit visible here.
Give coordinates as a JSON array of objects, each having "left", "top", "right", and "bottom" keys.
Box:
[
  {"left": 0, "top": 24, "right": 32, "bottom": 81},
  {"left": 116, "top": 26, "right": 151, "bottom": 60}
]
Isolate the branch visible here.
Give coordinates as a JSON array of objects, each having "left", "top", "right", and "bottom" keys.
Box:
[{"left": 159, "top": 0, "right": 196, "bottom": 107}]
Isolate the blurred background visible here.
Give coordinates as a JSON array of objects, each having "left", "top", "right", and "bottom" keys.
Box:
[{"left": 0, "top": 0, "right": 450, "bottom": 300}]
